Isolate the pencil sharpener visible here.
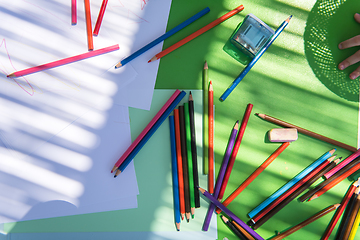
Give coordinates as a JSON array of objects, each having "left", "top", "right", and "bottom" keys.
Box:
[{"left": 223, "top": 14, "right": 274, "bottom": 65}]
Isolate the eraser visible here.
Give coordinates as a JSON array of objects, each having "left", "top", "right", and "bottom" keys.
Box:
[{"left": 268, "top": 128, "right": 298, "bottom": 142}]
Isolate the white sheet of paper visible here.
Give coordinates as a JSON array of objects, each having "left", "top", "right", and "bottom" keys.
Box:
[{"left": 0, "top": 0, "right": 172, "bottom": 223}]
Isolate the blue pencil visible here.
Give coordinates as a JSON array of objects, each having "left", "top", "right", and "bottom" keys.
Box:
[
  {"left": 115, "top": 7, "right": 210, "bottom": 68},
  {"left": 220, "top": 15, "right": 292, "bottom": 101},
  {"left": 248, "top": 148, "right": 335, "bottom": 218},
  {"left": 169, "top": 116, "right": 181, "bottom": 231},
  {"left": 115, "top": 90, "right": 186, "bottom": 176}
]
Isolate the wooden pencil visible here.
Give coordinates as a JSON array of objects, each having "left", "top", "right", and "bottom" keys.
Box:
[
  {"left": 93, "top": 0, "right": 108, "bottom": 36},
  {"left": 248, "top": 148, "right": 335, "bottom": 219},
  {"left": 203, "top": 61, "right": 209, "bottom": 174},
  {"left": 256, "top": 113, "right": 357, "bottom": 152},
  {"left": 203, "top": 120, "right": 239, "bottom": 231},
  {"left": 307, "top": 156, "right": 360, "bottom": 201},
  {"left": 251, "top": 156, "right": 336, "bottom": 229},
  {"left": 221, "top": 215, "right": 247, "bottom": 240},
  {"left": 342, "top": 188, "right": 360, "bottom": 239},
  {"left": 112, "top": 90, "right": 181, "bottom": 173},
  {"left": 179, "top": 105, "right": 191, "bottom": 222},
  {"left": 198, "top": 187, "right": 264, "bottom": 240},
  {"left": 115, "top": 7, "right": 210, "bottom": 68},
  {"left": 348, "top": 198, "right": 360, "bottom": 240},
  {"left": 232, "top": 220, "right": 256, "bottom": 240},
  {"left": 71, "top": 0, "right": 77, "bottom": 25},
  {"left": 148, "top": 5, "right": 244, "bottom": 62},
  {"left": 324, "top": 148, "right": 360, "bottom": 179},
  {"left": 321, "top": 180, "right": 359, "bottom": 240},
  {"left": 217, "top": 103, "right": 253, "bottom": 202},
  {"left": 269, "top": 204, "right": 340, "bottom": 240},
  {"left": 84, "top": 0, "right": 94, "bottom": 50},
  {"left": 335, "top": 191, "right": 358, "bottom": 239},
  {"left": 174, "top": 109, "right": 185, "bottom": 220},
  {"left": 188, "top": 92, "right": 200, "bottom": 208},
  {"left": 184, "top": 102, "right": 195, "bottom": 217},
  {"left": 114, "top": 91, "right": 186, "bottom": 176},
  {"left": 169, "top": 116, "right": 181, "bottom": 231},
  {"left": 208, "top": 81, "right": 214, "bottom": 194},
  {"left": 217, "top": 142, "right": 290, "bottom": 215}
]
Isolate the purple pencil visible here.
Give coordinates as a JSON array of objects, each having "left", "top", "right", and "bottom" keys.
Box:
[
  {"left": 202, "top": 120, "right": 239, "bottom": 231},
  {"left": 199, "top": 187, "right": 264, "bottom": 240}
]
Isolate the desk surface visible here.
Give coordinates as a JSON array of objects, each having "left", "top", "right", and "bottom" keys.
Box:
[{"left": 3, "top": 0, "right": 360, "bottom": 239}]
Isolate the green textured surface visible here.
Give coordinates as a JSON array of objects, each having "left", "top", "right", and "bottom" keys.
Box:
[{"left": 156, "top": 0, "right": 360, "bottom": 239}]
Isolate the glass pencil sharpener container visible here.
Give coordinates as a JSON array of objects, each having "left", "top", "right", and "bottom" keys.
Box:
[{"left": 223, "top": 14, "right": 274, "bottom": 65}]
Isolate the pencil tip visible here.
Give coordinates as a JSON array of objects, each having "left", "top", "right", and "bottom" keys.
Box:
[{"left": 204, "top": 61, "right": 208, "bottom": 69}]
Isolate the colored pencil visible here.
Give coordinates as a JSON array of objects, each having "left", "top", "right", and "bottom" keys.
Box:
[
  {"left": 198, "top": 187, "right": 264, "bottom": 240},
  {"left": 208, "top": 80, "right": 214, "bottom": 194},
  {"left": 307, "top": 157, "right": 360, "bottom": 201},
  {"left": 269, "top": 204, "right": 340, "bottom": 240},
  {"left": 111, "top": 90, "right": 181, "bottom": 173},
  {"left": 148, "top": 5, "right": 244, "bottom": 62},
  {"left": 179, "top": 105, "right": 191, "bottom": 222},
  {"left": 84, "top": 0, "right": 94, "bottom": 51},
  {"left": 169, "top": 116, "right": 181, "bottom": 231},
  {"left": 220, "top": 15, "right": 292, "bottom": 101},
  {"left": 348, "top": 200, "right": 360, "bottom": 240},
  {"left": 336, "top": 191, "right": 358, "bottom": 239},
  {"left": 251, "top": 156, "right": 336, "bottom": 229},
  {"left": 114, "top": 91, "right": 186, "bottom": 176},
  {"left": 184, "top": 102, "right": 195, "bottom": 217},
  {"left": 252, "top": 157, "right": 340, "bottom": 231},
  {"left": 7, "top": 45, "right": 119, "bottom": 78},
  {"left": 341, "top": 188, "right": 360, "bottom": 239},
  {"left": 203, "top": 61, "right": 209, "bottom": 174},
  {"left": 188, "top": 92, "right": 200, "bottom": 208},
  {"left": 71, "top": 0, "right": 77, "bottom": 25},
  {"left": 93, "top": 0, "right": 108, "bottom": 36},
  {"left": 255, "top": 113, "right": 357, "bottom": 152},
  {"left": 115, "top": 7, "right": 210, "bottom": 68},
  {"left": 321, "top": 180, "right": 358, "bottom": 240},
  {"left": 173, "top": 109, "right": 185, "bottom": 220},
  {"left": 217, "top": 142, "right": 290, "bottom": 215},
  {"left": 248, "top": 148, "right": 336, "bottom": 219},
  {"left": 217, "top": 103, "right": 253, "bottom": 204},
  {"left": 232, "top": 220, "right": 256, "bottom": 240},
  {"left": 203, "top": 120, "right": 239, "bottom": 231},
  {"left": 324, "top": 148, "right": 360, "bottom": 179},
  {"left": 221, "top": 215, "right": 247, "bottom": 240}
]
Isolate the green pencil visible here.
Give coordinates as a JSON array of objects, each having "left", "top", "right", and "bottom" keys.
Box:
[
  {"left": 184, "top": 102, "right": 195, "bottom": 218},
  {"left": 203, "top": 61, "right": 209, "bottom": 174}
]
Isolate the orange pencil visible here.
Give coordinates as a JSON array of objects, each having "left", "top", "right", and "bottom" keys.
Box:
[
  {"left": 174, "top": 109, "right": 185, "bottom": 220},
  {"left": 216, "top": 142, "right": 290, "bottom": 214},
  {"left": 208, "top": 81, "right": 214, "bottom": 194},
  {"left": 148, "top": 5, "right": 244, "bottom": 62},
  {"left": 84, "top": 0, "right": 94, "bottom": 50}
]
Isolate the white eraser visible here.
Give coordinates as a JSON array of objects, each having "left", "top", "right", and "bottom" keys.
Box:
[{"left": 268, "top": 128, "right": 298, "bottom": 142}]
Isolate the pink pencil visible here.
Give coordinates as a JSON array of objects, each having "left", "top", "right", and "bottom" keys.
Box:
[
  {"left": 72, "top": 0, "right": 77, "bottom": 25},
  {"left": 93, "top": 0, "right": 108, "bottom": 36},
  {"left": 7, "top": 44, "right": 119, "bottom": 78},
  {"left": 324, "top": 148, "right": 360, "bottom": 179},
  {"left": 111, "top": 89, "right": 182, "bottom": 173}
]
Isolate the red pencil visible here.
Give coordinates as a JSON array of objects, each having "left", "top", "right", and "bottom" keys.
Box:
[
  {"left": 93, "top": 0, "right": 108, "bottom": 36},
  {"left": 216, "top": 141, "right": 290, "bottom": 214},
  {"left": 174, "top": 109, "right": 185, "bottom": 220},
  {"left": 208, "top": 81, "right": 214, "bottom": 194},
  {"left": 148, "top": 5, "right": 244, "bottom": 62},
  {"left": 217, "top": 103, "right": 253, "bottom": 201},
  {"left": 84, "top": 0, "right": 94, "bottom": 50},
  {"left": 72, "top": 0, "right": 77, "bottom": 25}
]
